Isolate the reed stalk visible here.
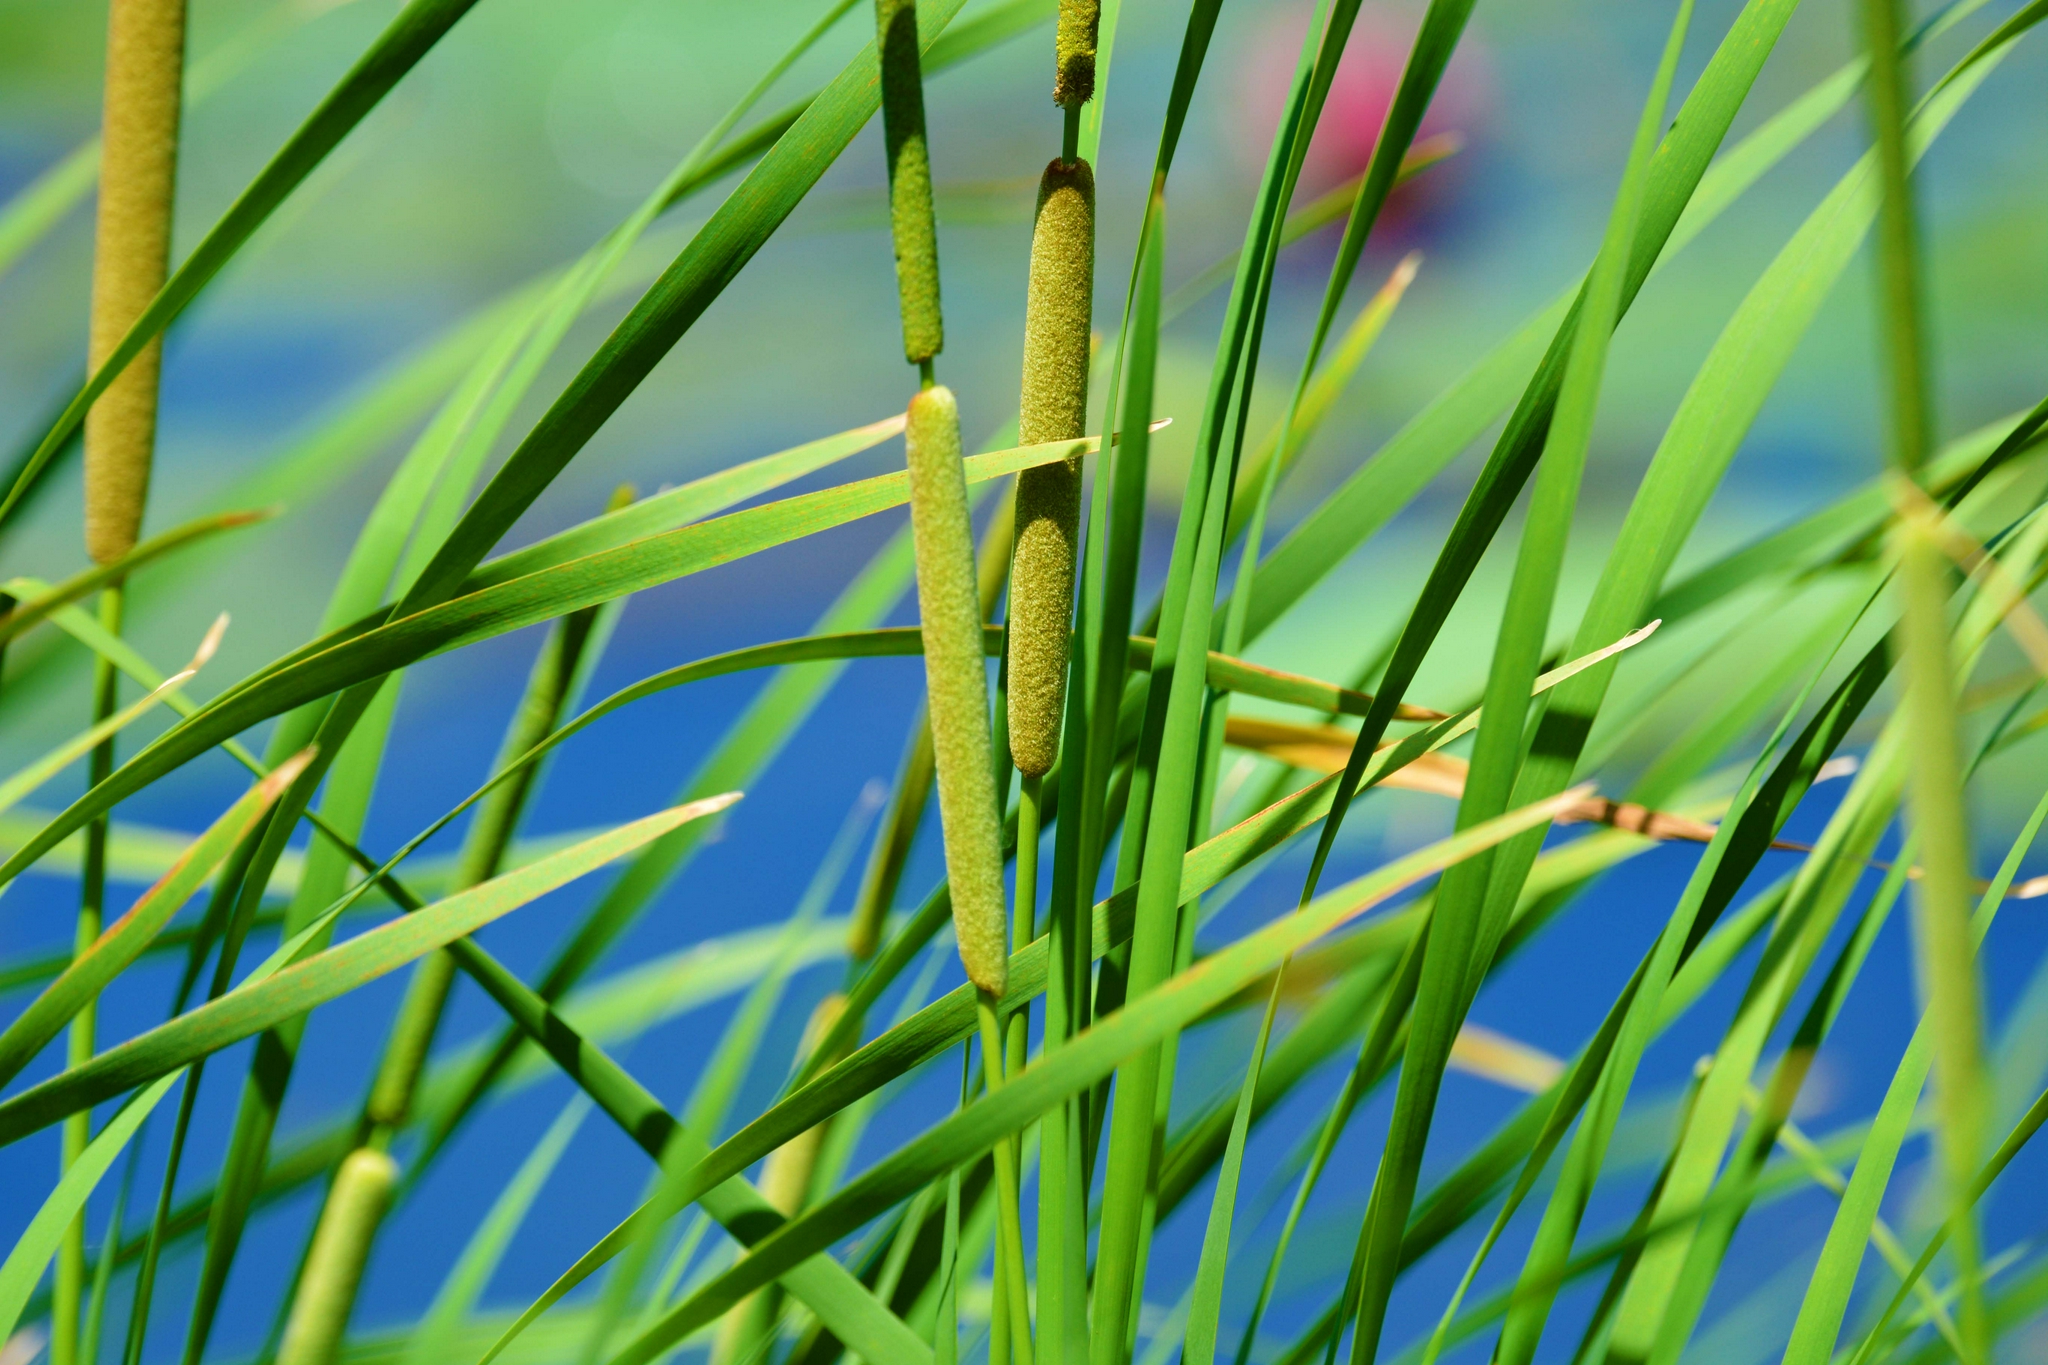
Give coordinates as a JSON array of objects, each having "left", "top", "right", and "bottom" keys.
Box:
[
  {"left": 55, "top": 2, "right": 186, "bottom": 1358},
  {"left": 875, "top": 3, "right": 1028, "bottom": 1352},
  {"left": 274, "top": 1149, "right": 397, "bottom": 1365},
  {"left": 273, "top": 490, "right": 629, "bottom": 1361}
]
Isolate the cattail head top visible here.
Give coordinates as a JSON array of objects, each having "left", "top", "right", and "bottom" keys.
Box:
[{"left": 1054, "top": 0, "right": 1101, "bottom": 107}]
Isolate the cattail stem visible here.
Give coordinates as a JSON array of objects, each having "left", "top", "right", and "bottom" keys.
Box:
[
  {"left": 934, "top": 1045, "right": 970, "bottom": 1365},
  {"left": 1005, "top": 772, "right": 1041, "bottom": 1110},
  {"left": 53, "top": 585, "right": 123, "bottom": 1365},
  {"left": 276, "top": 1149, "right": 396, "bottom": 1365},
  {"left": 62, "top": 0, "right": 188, "bottom": 1326},
  {"left": 976, "top": 991, "right": 1035, "bottom": 1365},
  {"left": 85, "top": 0, "right": 187, "bottom": 565},
  {"left": 1007, "top": 159, "right": 1096, "bottom": 780}
]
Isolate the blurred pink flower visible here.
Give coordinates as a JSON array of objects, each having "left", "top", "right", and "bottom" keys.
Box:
[{"left": 1237, "top": 4, "right": 1492, "bottom": 204}]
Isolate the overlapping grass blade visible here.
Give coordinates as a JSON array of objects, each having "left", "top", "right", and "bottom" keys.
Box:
[
  {"left": 0, "top": 434, "right": 1084, "bottom": 893},
  {"left": 1334, "top": 12, "right": 1688, "bottom": 1356},
  {"left": 401, "top": 1095, "right": 590, "bottom": 1365},
  {"left": 0, "top": 1072, "right": 182, "bottom": 1344},
  {"left": 0, "top": 797, "right": 735, "bottom": 1144},
  {"left": 602, "top": 787, "right": 1588, "bottom": 1365},
  {"left": 0, "top": 752, "right": 308, "bottom": 1089}
]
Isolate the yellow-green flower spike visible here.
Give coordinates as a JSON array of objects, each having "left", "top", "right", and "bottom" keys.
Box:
[
  {"left": 275, "top": 1148, "right": 397, "bottom": 1365},
  {"left": 83, "top": 0, "right": 187, "bottom": 565},
  {"left": 875, "top": 0, "right": 943, "bottom": 364},
  {"left": 1007, "top": 157, "right": 1095, "bottom": 778},
  {"left": 1053, "top": 0, "right": 1101, "bottom": 108},
  {"left": 905, "top": 386, "right": 1007, "bottom": 995}
]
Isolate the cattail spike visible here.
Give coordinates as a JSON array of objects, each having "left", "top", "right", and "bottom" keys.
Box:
[
  {"left": 1007, "top": 158, "right": 1095, "bottom": 778},
  {"left": 875, "top": 0, "right": 944, "bottom": 363},
  {"left": 905, "top": 386, "right": 1007, "bottom": 995},
  {"left": 1054, "top": 0, "right": 1101, "bottom": 108},
  {"left": 275, "top": 1148, "right": 396, "bottom": 1365},
  {"left": 84, "top": 0, "right": 187, "bottom": 565}
]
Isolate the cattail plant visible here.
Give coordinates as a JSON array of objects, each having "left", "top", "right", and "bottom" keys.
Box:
[
  {"left": 53, "top": 4, "right": 186, "bottom": 1363},
  {"left": 274, "top": 1147, "right": 397, "bottom": 1365},
  {"left": 1053, "top": 0, "right": 1100, "bottom": 109},
  {"left": 1006, "top": 158, "right": 1095, "bottom": 782},
  {"left": 874, "top": 2, "right": 1031, "bottom": 1359},
  {"left": 902, "top": 385, "right": 1008, "bottom": 997},
  {"left": 83, "top": 0, "right": 185, "bottom": 567},
  {"left": 873, "top": 0, "right": 1006, "bottom": 1000},
  {"left": 10, "top": 3, "right": 2048, "bottom": 1365},
  {"left": 847, "top": 488, "right": 1014, "bottom": 965}
]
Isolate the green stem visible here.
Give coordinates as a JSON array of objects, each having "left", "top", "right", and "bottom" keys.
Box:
[
  {"left": 977, "top": 990, "right": 1034, "bottom": 1365},
  {"left": 276, "top": 528, "right": 623, "bottom": 1358},
  {"left": 55, "top": 582, "right": 122, "bottom": 1365}
]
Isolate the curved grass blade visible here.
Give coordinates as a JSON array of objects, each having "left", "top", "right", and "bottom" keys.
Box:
[
  {"left": 1335, "top": 15, "right": 1691, "bottom": 1355},
  {"left": 1778, "top": 789, "right": 2048, "bottom": 1363},
  {"left": 467, "top": 415, "right": 905, "bottom": 593},
  {"left": 0, "top": 509, "right": 269, "bottom": 649},
  {"left": 0, "top": 752, "right": 310, "bottom": 1089},
  {"left": 0, "top": 670, "right": 194, "bottom": 825},
  {"left": 402, "top": 1095, "right": 591, "bottom": 1365},
  {"left": 0, "top": 1072, "right": 182, "bottom": 1344},
  {"left": 0, "top": 797, "right": 735, "bottom": 1145},
  {"left": 0, "top": 433, "right": 1085, "bottom": 896},
  {"left": 1232, "top": 0, "right": 1979, "bottom": 651},
  {"left": 570, "top": 791, "right": 876, "bottom": 1364},
  {"left": 602, "top": 788, "right": 1589, "bottom": 1365}
]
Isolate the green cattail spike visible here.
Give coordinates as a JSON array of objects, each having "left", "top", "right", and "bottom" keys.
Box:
[
  {"left": 1006, "top": 157, "right": 1095, "bottom": 779},
  {"left": 846, "top": 487, "right": 1012, "bottom": 964},
  {"left": 84, "top": 0, "right": 187, "bottom": 566},
  {"left": 875, "top": 0, "right": 943, "bottom": 364},
  {"left": 275, "top": 1148, "right": 397, "bottom": 1365},
  {"left": 1053, "top": 0, "right": 1101, "bottom": 108},
  {"left": 712, "top": 992, "right": 850, "bottom": 1365},
  {"left": 905, "top": 386, "right": 1007, "bottom": 995}
]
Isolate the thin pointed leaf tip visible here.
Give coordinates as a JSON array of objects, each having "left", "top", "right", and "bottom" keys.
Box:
[
  {"left": 1054, "top": 0, "right": 1100, "bottom": 107},
  {"left": 1008, "top": 157, "right": 1095, "bottom": 777},
  {"left": 905, "top": 386, "right": 1006, "bottom": 995}
]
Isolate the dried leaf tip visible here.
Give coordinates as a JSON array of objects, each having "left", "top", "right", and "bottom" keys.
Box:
[
  {"left": 904, "top": 386, "right": 1007, "bottom": 995},
  {"left": 1007, "top": 157, "right": 1095, "bottom": 778},
  {"left": 1054, "top": 0, "right": 1101, "bottom": 107}
]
